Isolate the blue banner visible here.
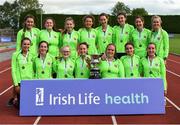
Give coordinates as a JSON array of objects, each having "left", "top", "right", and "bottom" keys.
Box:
[{"left": 20, "top": 78, "right": 165, "bottom": 116}]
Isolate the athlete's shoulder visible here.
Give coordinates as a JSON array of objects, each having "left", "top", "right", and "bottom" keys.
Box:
[
  {"left": 120, "top": 55, "right": 127, "bottom": 61},
  {"left": 161, "top": 29, "right": 168, "bottom": 36},
  {"left": 140, "top": 57, "right": 147, "bottom": 62},
  {"left": 33, "top": 27, "right": 40, "bottom": 32},
  {"left": 134, "top": 54, "right": 140, "bottom": 59}
]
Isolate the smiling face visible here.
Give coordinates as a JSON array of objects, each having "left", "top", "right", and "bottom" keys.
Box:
[
  {"left": 152, "top": 16, "right": 162, "bottom": 31},
  {"left": 79, "top": 44, "right": 88, "bottom": 56},
  {"left": 65, "top": 20, "right": 74, "bottom": 32},
  {"left": 44, "top": 19, "right": 54, "bottom": 30},
  {"left": 99, "top": 15, "right": 108, "bottom": 27},
  {"left": 25, "top": 17, "right": 34, "bottom": 30},
  {"left": 125, "top": 44, "right": 134, "bottom": 56},
  {"left": 135, "top": 17, "right": 144, "bottom": 31},
  {"left": 117, "top": 14, "right": 126, "bottom": 26},
  {"left": 106, "top": 44, "right": 116, "bottom": 59},
  {"left": 147, "top": 43, "right": 156, "bottom": 57},
  {"left": 61, "top": 46, "right": 70, "bottom": 59},
  {"left": 39, "top": 42, "right": 48, "bottom": 55},
  {"left": 84, "top": 17, "right": 93, "bottom": 29},
  {"left": 21, "top": 39, "right": 31, "bottom": 53}
]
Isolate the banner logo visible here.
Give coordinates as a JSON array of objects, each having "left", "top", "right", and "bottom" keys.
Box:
[{"left": 35, "top": 88, "right": 44, "bottom": 106}]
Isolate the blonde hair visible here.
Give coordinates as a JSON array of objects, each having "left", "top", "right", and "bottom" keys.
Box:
[{"left": 151, "top": 15, "right": 162, "bottom": 24}]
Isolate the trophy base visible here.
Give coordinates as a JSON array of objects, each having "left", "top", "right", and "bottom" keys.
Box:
[
  {"left": 89, "top": 75, "right": 101, "bottom": 79},
  {"left": 89, "top": 68, "right": 101, "bottom": 79}
]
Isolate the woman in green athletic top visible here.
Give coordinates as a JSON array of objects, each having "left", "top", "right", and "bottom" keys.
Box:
[
  {"left": 39, "top": 17, "right": 61, "bottom": 57},
  {"left": 54, "top": 46, "right": 75, "bottom": 78},
  {"left": 140, "top": 43, "right": 167, "bottom": 94},
  {"left": 16, "top": 14, "right": 40, "bottom": 56},
  {"left": 113, "top": 12, "right": 134, "bottom": 54},
  {"left": 61, "top": 17, "right": 79, "bottom": 59},
  {"left": 149, "top": 15, "right": 169, "bottom": 63},
  {"left": 96, "top": 13, "right": 113, "bottom": 55},
  {"left": 75, "top": 42, "right": 90, "bottom": 78},
  {"left": 11, "top": 37, "right": 34, "bottom": 105},
  {"left": 33, "top": 41, "right": 54, "bottom": 79},
  {"left": 120, "top": 42, "right": 140, "bottom": 78},
  {"left": 131, "top": 16, "right": 151, "bottom": 58},
  {"left": 78, "top": 15, "right": 97, "bottom": 55},
  {"left": 99, "top": 43, "right": 124, "bottom": 78}
]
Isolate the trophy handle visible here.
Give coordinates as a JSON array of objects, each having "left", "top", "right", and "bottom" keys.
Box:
[{"left": 85, "top": 56, "right": 91, "bottom": 68}]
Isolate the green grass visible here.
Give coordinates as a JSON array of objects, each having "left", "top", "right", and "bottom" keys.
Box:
[{"left": 169, "top": 34, "right": 180, "bottom": 55}]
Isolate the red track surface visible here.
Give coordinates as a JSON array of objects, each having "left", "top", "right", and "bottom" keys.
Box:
[{"left": 0, "top": 54, "right": 179, "bottom": 124}]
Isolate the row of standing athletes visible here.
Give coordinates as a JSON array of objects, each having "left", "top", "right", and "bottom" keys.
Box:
[{"left": 10, "top": 12, "right": 169, "bottom": 107}]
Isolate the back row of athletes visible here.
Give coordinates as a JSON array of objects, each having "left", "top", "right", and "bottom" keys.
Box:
[
  {"left": 16, "top": 12, "right": 169, "bottom": 60},
  {"left": 11, "top": 12, "right": 169, "bottom": 105}
]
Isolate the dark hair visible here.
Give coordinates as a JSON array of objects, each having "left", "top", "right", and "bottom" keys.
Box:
[
  {"left": 117, "top": 11, "right": 127, "bottom": 18},
  {"left": 147, "top": 42, "right": 156, "bottom": 49},
  {"left": 38, "top": 41, "right": 49, "bottom": 51},
  {"left": 21, "top": 37, "right": 31, "bottom": 47},
  {"left": 82, "top": 15, "right": 95, "bottom": 27},
  {"left": 125, "top": 42, "right": 134, "bottom": 49},
  {"left": 43, "top": 17, "right": 57, "bottom": 31},
  {"left": 23, "top": 14, "right": 35, "bottom": 28},
  {"left": 78, "top": 42, "right": 89, "bottom": 49},
  {"left": 146, "top": 42, "right": 157, "bottom": 58},
  {"left": 99, "top": 13, "right": 109, "bottom": 20},
  {"left": 135, "top": 15, "right": 144, "bottom": 23},
  {"left": 22, "top": 14, "right": 35, "bottom": 39}
]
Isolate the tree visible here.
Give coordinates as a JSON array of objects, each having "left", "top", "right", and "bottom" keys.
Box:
[
  {"left": 0, "top": 1, "right": 14, "bottom": 28},
  {"left": 132, "top": 8, "right": 148, "bottom": 16},
  {"left": 111, "top": 2, "right": 131, "bottom": 16},
  {"left": 18, "top": 0, "right": 41, "bottom": 13},
  {"left": 0, "top": 0, "right": 41, "bottom": 29}
]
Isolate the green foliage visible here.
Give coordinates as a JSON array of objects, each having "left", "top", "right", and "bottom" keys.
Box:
[
  {"left": 0, "top": 1, "right": 21, "bottom": 29},
  {"left": 169, "top": 34, "right": 180, "bottom": 55},
  {"left": 18, "top": 0, "right": 41, "bottom": 14},
  {"left": 132, "top": 8, "right": 148, "bottom": 16},
  {"left": 0, "top": 0, "right": 41, "bottom": 29},
  {"left": 111, "top": 2, "right": 131, "bottom": 16}
]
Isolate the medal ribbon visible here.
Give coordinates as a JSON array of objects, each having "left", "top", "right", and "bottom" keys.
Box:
[
  {"left": 21, "top": 51, "right": 29, "bottom": 64},
  {"left": 129, "top": 56, "right": 134, "bottom": 73},
  {"left": 119, "top": 24, "right": 126, "bottom": 42},
  {"left": 148, "top": 57, "right": 154, "bottom": 72},
  {"left": 40, "top": 56, "right": 46, "bottom": 71},
  {"left": 151, "top": 29, "right": 161, "bottom": 42}
]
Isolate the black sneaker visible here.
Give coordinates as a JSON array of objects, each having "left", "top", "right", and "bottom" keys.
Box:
[
  {"left": 13, "top": 99, "right": 19, "bottom": 110},
  {"left": 7, "top": 98, "right": 14, "bottom": 106}
]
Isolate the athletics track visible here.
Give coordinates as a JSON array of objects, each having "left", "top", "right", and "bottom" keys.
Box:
[{"left": 0, "top": 49, "right": 179, "bottom": 124}]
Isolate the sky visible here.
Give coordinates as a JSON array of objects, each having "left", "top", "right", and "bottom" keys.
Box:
[{"left": 1, "top": 0, "right": 180, "bottom": 15}]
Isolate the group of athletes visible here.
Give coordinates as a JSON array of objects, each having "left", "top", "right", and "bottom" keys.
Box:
[{"left": 9, "top": 12, "right": 169, "bottom": 108}]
